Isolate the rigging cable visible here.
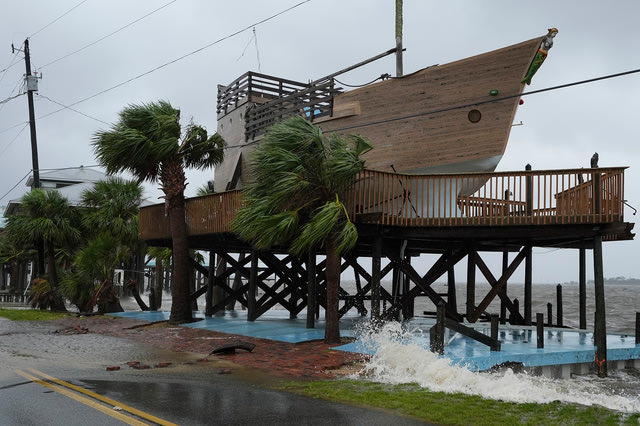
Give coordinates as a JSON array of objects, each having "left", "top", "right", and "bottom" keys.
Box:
[
  {"left": 333, "top": 73, "right": 391, "bottom": 88},
  {"left": 326, "top": 67, "right": 640, "bottom": 134}
]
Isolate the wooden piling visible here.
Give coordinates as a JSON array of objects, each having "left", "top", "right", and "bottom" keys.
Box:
[
  {"left": 371, "top": 235, "right": 382, "bottom": 320},
  {"left": 248, "top": 250, "right": 258, "bottom": 322},
  {"left": 430, "top": 302, "right": 445, "bottom": 355},
  {"left": 556, "top": 284, "right": 563, "bottom": 327},
  {"left": 635, "top": 312, "right": 639, "bottom": 345},
  {"left": 447, "top": 251, "right": 457, "bottom": 314},
  {"left": 593, "top": 235, "right": 607, "bottom": 377},
  {"left": 547, "top": 302, "right": 553, "bottom": 327},
  {"left": 500, "top": 251, "right": 508, "bottom": 324},
  {"left": 490, "top": 314, "right": 499, "bottom": 349},
  {"left": 205, "top": 251, "right": 214, "bottom": 317},
  {"left": 466, "top": 249, "right": 476, "bottom": 323},
  {"left": 579, "top": 247, "right": 587, "bottom": 329},
  {"left": 306, "top": 252, "right": 316, "bottom": 329},
  {"left": 537, "top": 313, "right": 544, "bottom": 348},
  {"left": 524, "top": 245, "right": 532, "bottom": 326}
]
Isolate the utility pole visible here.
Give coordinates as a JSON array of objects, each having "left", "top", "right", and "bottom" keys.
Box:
[
  {"left": 395, "top": 0, "right": 403, "bottom": 77},
  {"left": 14, "top": 39, "right": 44, "bottom": 277},
  {"left": 21, "top": 39, "right": 41, "bottom": 189}
]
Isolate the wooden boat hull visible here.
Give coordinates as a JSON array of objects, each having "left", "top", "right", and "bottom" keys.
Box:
[
  {"left": 214, "top": 36, "right": 545, "bottom": 193},
  {"left": 316, "top": 37, "right": 543, "bottom": 175}
]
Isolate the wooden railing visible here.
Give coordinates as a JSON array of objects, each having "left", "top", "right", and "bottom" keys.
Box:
[
  {"left": 217, "top": 72, "right": 311, "bottom": 116},
  {"left": 138, "top": 167, "right": 627, "bottom": 240},
  {"left": 244, "top": 80, "right": 340, "bottom": 140},
  {"left": 345, "top": 167, "right": 626, "bottom": 227}
]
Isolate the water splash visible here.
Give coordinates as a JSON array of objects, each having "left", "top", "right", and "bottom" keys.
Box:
[{"left": 353, "top": 321, "right": 640, "bottom": 413}]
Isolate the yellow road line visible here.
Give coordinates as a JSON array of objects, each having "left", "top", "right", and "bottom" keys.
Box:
[
  {"left": 14, "top": 369, "right": 148, "bottom": 426},
  {"left": 27, "top": 369, "right": 178, "bottom": 426}
]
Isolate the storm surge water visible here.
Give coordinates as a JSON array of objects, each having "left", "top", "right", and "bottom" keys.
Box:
[{"left": 354, "top": 321, "right": 640, "bottom": 413}]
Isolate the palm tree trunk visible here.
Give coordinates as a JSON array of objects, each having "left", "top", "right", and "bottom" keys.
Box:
[
  {"left": 324, "top": 240, "right": 341, "bottom": 343},
  {"left": 163, "top": 158, "right": 192, "bottom": 324},
  {"left": 46, "top": 242, "right": 67, "bottom": 312}
]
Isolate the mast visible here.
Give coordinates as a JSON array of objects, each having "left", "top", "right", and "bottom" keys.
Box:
[{"left": 395, "top": 0, "right": 403, "bottom": 77}]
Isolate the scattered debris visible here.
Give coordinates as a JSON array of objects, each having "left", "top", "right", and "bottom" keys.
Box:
[
  {"left": 54, "top": 326, "right": 88, "bottom": 335},
  {"left": 131, "top": 364, "right": 150, "bottom": 370},
  {"left": 154, "top": 362, "right": 172, "bottom": 368},
  {"left": 217, "top": 368, "right": 232, "bottom": 375},
  {"left": 126, "top": 361, "right": 141, "bottom": 367},
  {"left": 106, "top": 366, "right": 120, "bottom": 371},
  {"left": 209, "top": 341, "right": 256, "bottom": 355}
]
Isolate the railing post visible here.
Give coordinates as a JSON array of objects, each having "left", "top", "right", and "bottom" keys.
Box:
[
  {"left": 547, "top": 302, "right": 553, "bottom": 327},
  {"left": 592, "top": 168, "right": 601, "bottom": 220},
  {"left": 636, "top": 312, "right": 640, "bottom": 345},
  {"left": 525, "top": 164, "right": 533, "bottom": 217}
]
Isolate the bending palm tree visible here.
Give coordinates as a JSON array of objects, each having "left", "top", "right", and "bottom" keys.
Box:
[
  {"left": 232, "top": 116, "right": 371, "bottom": 343},
  {"left": 93, "top": 101, "right": 225, "bottom": 323}
]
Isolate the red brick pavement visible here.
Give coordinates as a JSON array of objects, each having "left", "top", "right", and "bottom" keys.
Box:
[{"left": 54, "top": 316, "right": 363, "bottom": 379}]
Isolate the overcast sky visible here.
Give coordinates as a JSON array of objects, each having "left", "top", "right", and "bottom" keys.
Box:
[{"left": 1, "top": 0, "right": 639, "bottom": 283}]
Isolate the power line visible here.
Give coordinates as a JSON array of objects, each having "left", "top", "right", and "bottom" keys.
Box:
[
  {"left": 0, "top": 123, "right": 29, "bottom": 158},
  {"left": 36, "top": 94, "right": 110, "bottom": 125},
  {"left": 0, "top": 43, "right": 24, "bottom": 84},
  {"left": 0, "top": 92, "right": 24, "bottom": 105},
  {"left": 37, "top": 0, "right": 312, "bottom": 120},
  {"left": 0, "top": 121, "right": 29, "bottom": 136},
  {"left": 29, "top": 0, "right": 90, "bottom": 38},
  {"left": 39, "top": 0, "right": 178, "bottom": 69},
  {"left": 0, "top": 170, "right": 31, "bottom": 203}
]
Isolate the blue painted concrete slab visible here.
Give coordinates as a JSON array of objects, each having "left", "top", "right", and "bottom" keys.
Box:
[
  {"left": 110, "top": 309, "right": 357, "bottom": 343},
  {"left": 110, "top": 310, "right": 640, "bottom": 370}
]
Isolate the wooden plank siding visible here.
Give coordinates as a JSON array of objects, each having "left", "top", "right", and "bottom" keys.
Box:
[
  {"left": 316, "top": 37, "right": 543, "bottom": 173},
  {"left": 139, "top": 167, "right": 628, "bottom": 241}
]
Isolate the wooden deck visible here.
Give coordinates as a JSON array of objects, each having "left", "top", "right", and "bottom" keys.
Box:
[{"left": 139, "top": 167, "right": 632, "bottom": 246}]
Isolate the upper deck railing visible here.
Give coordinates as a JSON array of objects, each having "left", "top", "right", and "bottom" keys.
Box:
[
  {"left": 216, "top": 71, "right": 342, "bottom": 140},
  {"left": 139, "top": 167, "right": 627, "bottom": 241}
]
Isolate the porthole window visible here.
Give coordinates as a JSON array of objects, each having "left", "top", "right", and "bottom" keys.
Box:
[{"left": 468, "top": 109, "right": 482, "bottom": 123}]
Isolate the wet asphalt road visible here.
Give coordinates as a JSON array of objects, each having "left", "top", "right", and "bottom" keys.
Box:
[{"left": 0, "top": 318, "right": 427, "bottom": 425}]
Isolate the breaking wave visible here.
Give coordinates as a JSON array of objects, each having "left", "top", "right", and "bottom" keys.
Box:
[{"left": 353, "top": 321, "right": 640, "bottom": 413}]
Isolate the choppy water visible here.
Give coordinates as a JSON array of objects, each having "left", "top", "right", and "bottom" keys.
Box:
[{"left": 350, "top": 282, "right": 640, "bottom": 414}]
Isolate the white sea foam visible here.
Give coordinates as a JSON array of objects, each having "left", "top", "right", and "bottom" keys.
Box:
[{"left": 353, "top": 321, "right": 640, "bottom": 413}]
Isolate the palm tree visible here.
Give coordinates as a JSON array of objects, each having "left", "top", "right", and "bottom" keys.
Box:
[
  {"left": 5, "top": 189, "right": 80, "bottom": 311},
  {"left": 79, "top": 177, "right": 144, "bottom": 313},
  {"left": 92, "top": 101, "right": 225, "bottom": 323},
  {"left": 232, "top": 116, "right": 371, "bottom": 343}
]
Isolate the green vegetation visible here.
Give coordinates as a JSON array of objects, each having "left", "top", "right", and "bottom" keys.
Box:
[
  {"left": 0, "top": 308, "right": 70, "bottom": 321},
  {"left": 282, "top": 380, "right": 640, "bottom": 425},
  {"left": 232, "top": 116, "right": 371, "bottom": 343},
  {"left": 93, "top": 100, "right": 225, "bottom": 324}
]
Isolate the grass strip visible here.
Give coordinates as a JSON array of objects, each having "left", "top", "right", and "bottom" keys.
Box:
[
  {"left": 0, "top": 308, "right": 71, "bottom": 321},
  {"left": 282, "top": 379, "right": 640, "bottom": 425}
]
